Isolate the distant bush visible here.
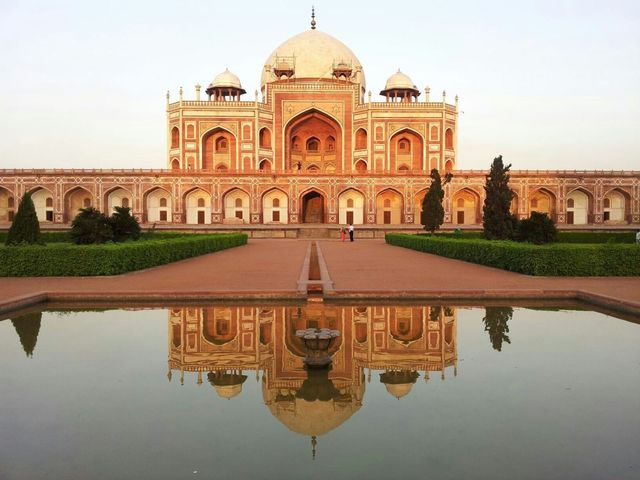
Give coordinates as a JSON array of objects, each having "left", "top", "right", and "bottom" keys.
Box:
[
  {"left": 70, "top": 207, "right": 113, "bottom": 244},
  {"left": 556, "top": 231, "right": 635, "bottom": 244},
  {"left": 109, "top": 206, "right": 141, "bottom": 242},
  {"left": 0, "top": 234, "right": 247, "bottom": 276},
  {"left": 385, "top": 233, "right": 640, "bottom": 276},
  {"left": 516, "top": 212, "right": 557, "bottom": 245}
]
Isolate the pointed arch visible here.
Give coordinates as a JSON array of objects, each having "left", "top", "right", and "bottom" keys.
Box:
[
  {"left": 259, "top": 159, "right": 272, "bottom": 172},
  {"left": 259, "top": 127, "right": 272, "bottom": 149},
  {"left": 338, "top": 188, "right": 365, "bottom": 225},
  {"left": 200, "top": 126, "right": 237, "bottom": 171},
  {"left": 452, "top": 188, "right": 481, "bottom": 225},
  {"left": 104, "top": 186, "right": 133, "bottom": 215},
  {"left": 0, "top": 186, "right": 15, "bottom": 223},
  {"left": 284, "top": 108, "right": 342, "bottom": 172},
  {"left": 602, "top": 187, "right": 630, "bottom": 224},
  {"left": 144, "top": 186, "right": 172, "bottom": 223},
  {"left": 262, "top": 188, "right": 288, "bottom": 224},
  {"left": 445, "top": 128, "right": 454, "bottom": 150},
  {"left": 300, "top": 188, "right": 327, "bottom": 224},
  {"left": 223, "top": 187, "right": 250, "bottom": 224},
  {"left": 413, "top": 188, "right": 428, "bottom": 225},
  {"left": 63, "top": 186, "right": 94, "bottom": 222},
  {"left": 529, "top": 187, "right": 556, "bottom": 221},
  {"left": 29, "top": 187, "right": 55, "bottom": 222},
  {"left": 376, "top": 188, "right": 404, "bottom": 224},
  {"left": 389, "top": 128, "right": 424, "bottom": 171},
  {"left": 170, "top": 126, "right": 179, "bottom": 149},
  {"left": 184, "top": 187, "right": 212, "bottom": 224},
  {"left": 202, "top": 308, "right": 238, "bottom": 346},
  {"left": 566, "top": 187, "right": 594, "bottom": 225},
  {"left": 354, "top": 159, "right": 367, "bottom": 172},
  {"left": 355, "top": 128, "right": 367, "bottom": 150}
]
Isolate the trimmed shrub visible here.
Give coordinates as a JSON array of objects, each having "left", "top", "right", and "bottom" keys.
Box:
[
  {"left": 385, "top": 233, "right": 640, "bottom": 276},
  {"left": 5, "top": 192, "right": 41, "bottom": 245},
  {"left": 0, "top": 233, "right": 247, "bottom": 276},
  {"left": 70, "top": 207, "right": 113, "bottom": 244},
  {"left": 516, "top": 212, "right": 557, "bottom": 244},
  {"left": 109, "top": 206, "right": 141, "bottom": 242},
  {"left": 557, "top": 231, "right": 635, "bottom": 244}
]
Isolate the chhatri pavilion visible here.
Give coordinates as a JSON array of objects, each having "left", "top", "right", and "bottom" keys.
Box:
[{"left": 1, "top": 11, "right": 638, "bottom": 233}]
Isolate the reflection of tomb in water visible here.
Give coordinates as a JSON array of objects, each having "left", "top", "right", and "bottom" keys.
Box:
[{"left": 168, "top": 305, "right": 457, "bottom": 437}]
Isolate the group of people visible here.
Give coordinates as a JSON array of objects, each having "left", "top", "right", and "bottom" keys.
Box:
[{"left": 340, "top": 224, "right": 354, "bottom": 242}]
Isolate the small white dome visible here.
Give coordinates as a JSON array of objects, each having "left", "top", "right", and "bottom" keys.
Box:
[
  {"left": 209, "top": 68, "right": 243, "bottom": 90},
  {"left": 383, "top": 69, "right": 417, "bottom": 91}
]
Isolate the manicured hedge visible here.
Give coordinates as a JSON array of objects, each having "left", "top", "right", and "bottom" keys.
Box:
[
  {"left": 556, "top": 231, "right": 635, "bottom": 244},
  {"left": 0, "top": 233, "right": 247, "bottom": 276},
  {"left": 386, "top": 233, "right": 640, "bottom": 276}
]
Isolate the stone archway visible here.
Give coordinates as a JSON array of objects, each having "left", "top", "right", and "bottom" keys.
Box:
[{"left": 301, "top": 190, "right": 325, "bottom": 223}]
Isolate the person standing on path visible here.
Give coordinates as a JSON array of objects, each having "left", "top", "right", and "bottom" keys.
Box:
[
  {"left": 340, "top": 227, "right": 346, "bottom": 242},
  {"left": 348, "top": 224, "right": 354, "bottom": 242}
]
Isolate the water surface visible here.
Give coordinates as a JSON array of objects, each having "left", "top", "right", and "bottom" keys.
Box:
[{"left": 1, "top": 304, "right": 638, "bottom": 480}]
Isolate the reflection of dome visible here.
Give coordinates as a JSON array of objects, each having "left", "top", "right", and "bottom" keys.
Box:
[
  {"left": 261, "top": 29, "right": 365, "bottom": 89},
  {"left": 383, "top": 69, "right": 416, "bottom": 90},
  {"left": 209, "top": 68, "right": 245, "bottom": 92},
  {"left": 263, "top": 371, "right": 364, "bottom": 437},
  {"left": 380, "top": 371, "right": 419, "bottom": 400},
  {"left": 208, "top": 371, "right": 248, "bottom": 400}
]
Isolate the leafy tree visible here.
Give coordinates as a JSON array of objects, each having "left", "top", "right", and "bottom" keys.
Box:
[
  {"left": 109, "top": 206, "right": 141, "bottom": 242},
  {"left": 5, "top": 192, "right": 41, "bottom": 245},
  {"left": 482, "top": 155, "right": 517, "bottom": 240},
  {"left": 482, "top": 307, "right": 513, "bottom": 352},
  {"left": 11, "top": 312, "right": 42, "bottom": 357},
  {"left": 70, "top": 207, "right": 113, "bottom": 244},
  {"left": 421, "top": 169, "right": 453, "bottom": 233},
  {"left": 517, "top": 211, "right": 558, "bottom": 244}
]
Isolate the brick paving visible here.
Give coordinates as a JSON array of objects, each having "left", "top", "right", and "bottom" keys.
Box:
[{"left": 1, "top": 238, "right": 639, "bottom": 316}]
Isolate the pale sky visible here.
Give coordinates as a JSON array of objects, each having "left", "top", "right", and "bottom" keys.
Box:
[{"left": 1, "top": 0, "right": 638, "bottom": 171}]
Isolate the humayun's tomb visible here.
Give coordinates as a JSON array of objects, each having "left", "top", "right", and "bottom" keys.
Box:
[{"left": 1, "top": 14, "right": 639, "bottom": 235}]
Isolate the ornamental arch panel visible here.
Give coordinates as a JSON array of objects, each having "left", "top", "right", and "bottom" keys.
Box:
[
  {"left": 144, "top": 187, "right": 172, "bottom": 223},
  {"left": 259, "top": 127, "right": 272, "bottom": 148},
  {"left": 300, "top": 188, "right": 326, "bottom": 224},
  {"left": 201, "top": 127, "right": 236, "bottom": 171},
  {"left": 64, "top": 187, "right": 94, "bottom": 223},
  {"left": 338, "top": 188, "right": 365, "bottom": 225},
  {"left": 603, "top": 188, "right": 630, "bottom": 223},
  {"left": 223, "top": 188, "right": 250, "bottom": 223},
  {"left": 284, "top": 109, "right": 342, "bottom": 173},
  {"left": 105, "top": 187, "right": 133, "bottom": 215},
  {"left": 355, "top": 128, "right": 367, "bottom": 150},
  {"left": 30, "top": 187, "right": 55, "bottom": 222},
  {"left": 452, "top": 188, "right": 481, "bottom": 225},
  {"left": 566, "top": 188, "right": 593, "bottom": 225},
  {"left": 262, "top": 189, "right": 288, "bottom": 224},
  {"left": 184, "top": 188, "right": 211, "bottom": 225},
  {"left": 0, "top": 187, "right": 15, "bottom": 223},
  {"left": 413, "top": 188, "right": 428, "bottom": 225},
  {"left": 376, "top": 189, "right": 404, "bottom": 224},
  {"left": 529, "top": 188, "right": 556, "bottom": 220},
  {"left": 390, "top": 128, "right": 423, "bottom": 171}
]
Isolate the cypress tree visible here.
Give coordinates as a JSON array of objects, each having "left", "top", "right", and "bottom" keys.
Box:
[
  {"left": 421, "top": 169, "right": 453, "bottom": 233},
  {"left": 482, "top": 155, "right": 516, "bottom": 240},
  {"left": 11, "top": 312, "right": 42, "bottom": 357},
  {"left": 5, "top": 192, "right": 41, "bottom": 245},
  {"left": 482, "top": 307, "right": 513, "bottom": 352}
]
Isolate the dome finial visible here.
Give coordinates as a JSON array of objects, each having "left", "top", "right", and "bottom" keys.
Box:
[{"left": 310, "top": 6, "right": 316, "bottom": 30}]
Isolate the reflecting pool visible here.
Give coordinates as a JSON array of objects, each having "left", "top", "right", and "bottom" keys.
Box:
[{"left": 1, "top": 304, "right": 639, "bottom": 480}]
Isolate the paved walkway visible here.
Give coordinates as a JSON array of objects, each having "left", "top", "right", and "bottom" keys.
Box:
[{"left": 1, "top": 239, "right": 639, "bottom": 316}]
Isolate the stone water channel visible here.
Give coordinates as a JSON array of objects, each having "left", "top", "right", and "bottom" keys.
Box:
[{"left": 1, "top": 302, "right": 639, "bottom": 479}]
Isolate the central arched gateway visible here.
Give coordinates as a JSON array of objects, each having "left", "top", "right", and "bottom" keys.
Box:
[
  {"left": 301, "top": 190, "right": 325, "bottom": 223},
  {"left": 285, "top": 109, "right": 342, "bottom": 173}
]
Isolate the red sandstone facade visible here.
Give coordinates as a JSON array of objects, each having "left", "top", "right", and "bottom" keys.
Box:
[{"left": 1, "top": 24, "right": 638, "bottom": 229}]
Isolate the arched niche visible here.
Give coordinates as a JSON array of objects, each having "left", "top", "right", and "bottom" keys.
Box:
[
  {"left": 259, "top": 127, "right": 272, "bottom": 149},
  {"left": 145, "top": 187, "right": 172, "bottom": 223},
  {"left": 285, "top": 109, "right": 342, "bottom": 172},
  {"left": 184, "top": 188, "right": 211, "bottom": 225},
  {"left": 338, "top": 189, "right": 364, "bottom": 225},
  {"left": 64, "top": 187, "right": 93, "bottom": 223},
  {"left": 452, "top": 188, "right": 481, "bottom": 225},
  {"left": 0, "top": 187, "right": 15, "bottom": 223},
  {"left": 223, "top": 188, "right": 250, "bottom": 224},
  {"left": 355, "top": 128, "right": 367, "bottom": 150},
  {"left": 566, "top": 189, "right": 593, "bottom": 225},
  {"left": 105, "top": 187, "right": 133, "bottom": 214},
  {"left": 529, "top": 188, "right": 556, "bottom": 220},
  {"left": 301, "top": 189, "right": 326, "bottom": 224},
  {"left": 30, "top": 188, "right": 54, "bottom": 222},
  {"left": 603, "top": 188, "right": 629, "bottom": 224},
  {"left": 376, "top": 189, "right": 404, "bottom": 224},
  {"left": 390, "top": 129, "right": 423, "bottom": 171},
  {"left": 201, "top": 127, "right": 236, "bottom": 171},
  {"left": 262, "top": 189, "right": 288, "bottom": 224},
  {"left": 413, "top": 189, "right": 427, "bottom": 225}
]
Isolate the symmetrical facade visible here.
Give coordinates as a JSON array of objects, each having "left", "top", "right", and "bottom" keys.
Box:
[{"left": 1, "top": 19, "right": 638, "bottom": 229}]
